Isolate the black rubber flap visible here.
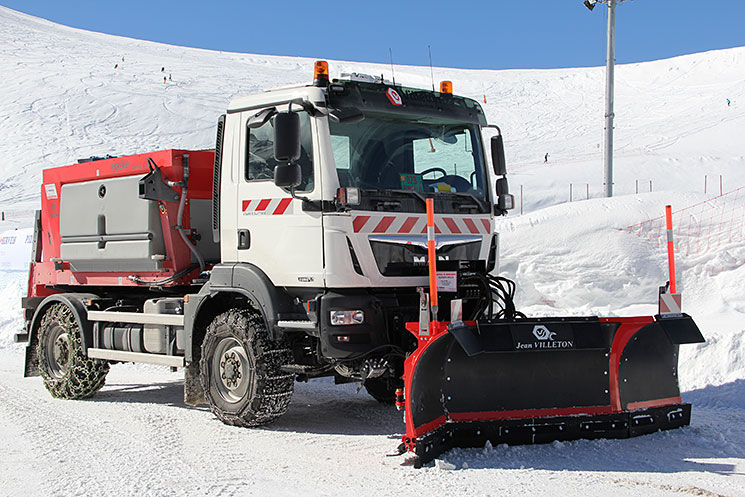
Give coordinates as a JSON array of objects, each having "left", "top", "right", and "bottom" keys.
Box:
[
  {"left": 412, "top": 403, "right": 692, "bottom": 468},
  {"left": 656, "top": 314, "right": 705, "bottom": 344}
]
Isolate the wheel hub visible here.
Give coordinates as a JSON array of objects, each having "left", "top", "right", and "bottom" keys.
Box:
[
  {"left": 220, "top": 351, "right": 243, "bottom": 388},
  {"left": 212, "top": 338, "right": 252, "bottom": 403},
  {"left": 45, "top": 326, "right": 71, "bottom": 379}
]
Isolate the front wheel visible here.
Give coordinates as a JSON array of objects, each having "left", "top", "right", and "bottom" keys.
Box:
[
  {"left": 364, "top": 377, "right": 403, "bottom": 404},
  {"left": 200, "top": 309, "right": 294, "bottom": 427},
  {"left": 37, "top": 302, "right": 109, "bottom": 399}
]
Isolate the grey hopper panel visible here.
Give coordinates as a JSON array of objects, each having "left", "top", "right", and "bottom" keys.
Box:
[{"left": 60, "top": 176, "right": 165, "bottom": 272}]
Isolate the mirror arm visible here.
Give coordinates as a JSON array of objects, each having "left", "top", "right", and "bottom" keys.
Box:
[{"left": 288, "top": 186, "right": 320, "bottom": 210}]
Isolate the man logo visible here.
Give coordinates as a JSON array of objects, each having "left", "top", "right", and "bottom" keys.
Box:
[
  {"left": 386, "top": 87, "right": 403, "bottom": 106},
  {"left": 532, "top": 325, "right": 556, "bottom": 341}
]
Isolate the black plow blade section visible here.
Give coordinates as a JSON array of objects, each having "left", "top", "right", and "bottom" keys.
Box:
[
  {"left": 408, "top": 319, "right": 616, "bottom": 432},
  {"left": 411, "top": 403, "right": 692, "bottom": 468}
]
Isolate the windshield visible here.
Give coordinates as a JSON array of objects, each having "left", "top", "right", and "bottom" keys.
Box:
[{"left": 329, "top": 115, "right": 487, "bottom": 200}]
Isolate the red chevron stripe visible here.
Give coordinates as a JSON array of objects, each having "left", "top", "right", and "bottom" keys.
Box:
[
  {"left": 463, "top": 218, "right": 479, "bottom": 234},
  {"left": 273, "top": 198, "right": 292, "bottom": 215},
  {"left": 443, "top": 217, "right": 461, "bottom": 234},
  {"left": 373, "top": 216, "right": 396, "bottom": 233},
  {"left": 398, "top": 217, "right": 418, "bottom": 234},
  {"left": 353, "top": 216, "right": 370, "bottom": 233}
]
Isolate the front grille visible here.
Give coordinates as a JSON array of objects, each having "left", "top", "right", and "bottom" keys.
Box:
[{"left": 369, "top": 240, "right": 480, "bottom": 276}]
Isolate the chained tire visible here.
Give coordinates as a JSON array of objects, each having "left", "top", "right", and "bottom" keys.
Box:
[
  {"left": 364, "top": 377, "right": 403, "bottom": 404},
  {"left": 37, "top": 302, "right": 109, "bottom": 399},
  {"left": 200, "top": 308, "right": 294, "bottom": 427}
]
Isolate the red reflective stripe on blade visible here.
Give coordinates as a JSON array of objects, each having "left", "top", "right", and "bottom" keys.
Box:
[
  {"left": 353, "top": 216, "right": 370, "bottom": 233},
  {"left": 463, "top": 218, "right": 479, "bottom": 234},
  {"left": 398, "top": 217, "right": 418, "bottom": 234},
  {"left": 443, "top": 217, "right": 461, "bottom": 234},
  {"left": 447, "top": 405, "right": 615, "bottom": 423},
  {"left": 242, "top": 200, "right": 251, "bottom": 212},
  {"left": 481, "top": 218, "right": 491, "bottom": 234},
  {"left": 256, "top": 199, "right": 271, "bottom": 211},
  {"left": 273, "top": 198, "right": 292, "bottom": 215},
  {"left": 373, "top": 216, "right": 396, "bottom": 233},
  {"left": 626, "top": 396, "right": 682, "bottom": 411}
]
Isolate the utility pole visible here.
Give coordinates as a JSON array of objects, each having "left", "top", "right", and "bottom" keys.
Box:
[
  {"left": 603, "top": 0, "right": 616, "bottom": 197},
  {"left": 585, "top": 0, "right": 627, "bottom": 197}
]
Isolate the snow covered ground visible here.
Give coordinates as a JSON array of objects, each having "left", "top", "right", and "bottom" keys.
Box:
[{"left": 1, "top": 6, "right": 744, "bottom": 496}]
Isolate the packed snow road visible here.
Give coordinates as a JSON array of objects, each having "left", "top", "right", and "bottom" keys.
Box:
[{"left": 1, "top": 346, "right": 743, "bottom": 497}]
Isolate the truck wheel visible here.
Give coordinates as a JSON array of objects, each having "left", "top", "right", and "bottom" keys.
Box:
[
  {"left": 200, "top": 309, "right": 294, "bottom": 427},
  {"left": 37, "top": 302, "right": 109, "bottom": 399},
  {"left": 364, "top": 377, "right": 403, "bottom": 404}
]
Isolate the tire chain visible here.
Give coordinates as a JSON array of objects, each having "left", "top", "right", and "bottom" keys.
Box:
[
  {"left": 37, "top": 302, "right": 109, "bottom": 399},
  {"left": 200, "top": 308, "right": 294, "bottom": 427}
]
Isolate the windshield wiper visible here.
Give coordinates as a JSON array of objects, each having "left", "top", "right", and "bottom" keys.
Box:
[
  {"left": 388, "top": 189, "right": 428, "bottom": 209},
  {"left": 447, "top": 191, "right": 488, "bottom": 213}
]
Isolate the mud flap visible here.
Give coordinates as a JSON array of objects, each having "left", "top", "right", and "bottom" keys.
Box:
[{"left": 401, "top": 314, "right": 703, "bottom": 467}]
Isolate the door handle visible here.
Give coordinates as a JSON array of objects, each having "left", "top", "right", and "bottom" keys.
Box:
[{"left": 237, "top": 229, "right": 250, "bottom": 250}]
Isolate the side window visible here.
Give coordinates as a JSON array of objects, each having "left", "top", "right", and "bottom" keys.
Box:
[
  {"left": 331, "top": 135, "right": 351, "bottom": 187},
  {"left": 245, "top": 112, "right": 314, "bottom": 191}
]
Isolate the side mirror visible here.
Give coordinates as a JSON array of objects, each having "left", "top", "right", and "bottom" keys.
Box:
[
  {"left": 273, "top": 112, "right": 302, "bottom": 189},
  {"left": 491, "top": 134, "right": 507, "bottom": 176},
  {"left": 273, "top": 112, "right": 301, "bottom": 162},
  {"left": 274, "top": 163, "right": 301, "bottom": 188},
  {"left": 495, "top": 177, "right": 514, "bottom": 213}
]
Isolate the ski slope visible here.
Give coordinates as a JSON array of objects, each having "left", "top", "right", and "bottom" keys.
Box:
[{"left": 1, "top": 6, "right": 744, "bottom": 496}]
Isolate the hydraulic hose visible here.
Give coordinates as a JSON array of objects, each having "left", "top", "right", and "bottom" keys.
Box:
[{"left": 168, "top": 154, "right": 205, "bottom": 273}]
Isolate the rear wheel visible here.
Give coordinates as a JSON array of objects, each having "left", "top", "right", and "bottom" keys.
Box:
[
  {"left": 37, "top": 302, "right": 109, "bottom": 399},
  {"left": 200, "top": 309, "right": 294, "bottom": 426}
]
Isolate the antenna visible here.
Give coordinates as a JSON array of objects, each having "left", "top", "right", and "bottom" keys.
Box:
[
  {"left": 428, "top": 45, "right": 435, "bottom": 91},
  {"left": 389, "top": 48, "right": 396, "bottom": 85}
]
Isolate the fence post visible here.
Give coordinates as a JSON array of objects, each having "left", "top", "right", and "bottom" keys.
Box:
[
  {"left": 635, "top": 179, "right": 638, "bottom": 194},
  {"left": 520, "top": 185, "right": 523, "bottom": 215},
  {"left": 720, "top": 175, "right": 723, "bottom": 196},
  {"left": 570, "top": 183, "right": 573, "bottom": 202},
  {"left": 586, "top": 183, "right": 589, "bottom": 200},
  {"left": 704, "top": 175, "right": 707, "bottom": 194},
  {"left": 650, "top": 180, "right": 652, "bottom": 193}
]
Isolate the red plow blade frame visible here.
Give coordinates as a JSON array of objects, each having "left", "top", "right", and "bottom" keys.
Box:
[{"left": 400, "top": 314, "right": 704, "bottom": 468}]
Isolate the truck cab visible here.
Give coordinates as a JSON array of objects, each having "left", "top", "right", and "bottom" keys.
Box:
[{"left": 210, "top": 63, "right": 511, "bottom": 380}]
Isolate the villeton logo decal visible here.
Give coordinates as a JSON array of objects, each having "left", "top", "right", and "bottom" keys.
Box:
[
  {"left": 513, "top": 323, "right": 575, "bottom": 351},
  {"left": 532, "top": 325, "right": 556, "bottom": 341}
]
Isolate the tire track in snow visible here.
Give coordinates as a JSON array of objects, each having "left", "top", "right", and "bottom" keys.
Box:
[{"left": 0, "top": 374, "right": 206, "bottom": 496}]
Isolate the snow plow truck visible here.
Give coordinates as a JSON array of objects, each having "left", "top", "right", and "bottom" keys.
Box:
[{"left": 16, "top": 61, "right": 704, "bottom": 467}]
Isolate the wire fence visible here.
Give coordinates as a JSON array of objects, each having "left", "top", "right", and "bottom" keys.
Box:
[{"left": 622, "top": 186, "right": 745, "bottom": 257}]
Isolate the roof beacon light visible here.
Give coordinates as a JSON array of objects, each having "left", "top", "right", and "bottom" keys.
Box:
[
  {"left": 314, "top": 60, "right": 329, "bottom": 87},
  {"left": 440, "top": 81, "right": 453, "bottom": 94}
]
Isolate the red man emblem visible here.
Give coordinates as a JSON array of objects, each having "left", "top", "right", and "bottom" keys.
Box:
[{"left": 386, "top": 88, "right": 403, "bottom": 106}]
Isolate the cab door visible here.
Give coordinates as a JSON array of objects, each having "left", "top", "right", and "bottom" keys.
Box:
[{"left": 222, "top": 107, "right": 323, "bottom": 288}]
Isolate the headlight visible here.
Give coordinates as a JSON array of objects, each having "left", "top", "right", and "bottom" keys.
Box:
[{"left": 330, "top": 310, "right": 364, "bottom": 325}]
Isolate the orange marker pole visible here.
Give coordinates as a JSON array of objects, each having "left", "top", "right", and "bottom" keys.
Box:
[
  {"left": 665, "top": 205, "right": 677, "bottom": 294},
  {"left": 426, "top": 198, "right": 439, "bottom": 318}
]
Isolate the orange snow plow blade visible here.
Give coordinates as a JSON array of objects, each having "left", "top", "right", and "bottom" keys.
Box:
[{"left": 399, "top": 314, "right": 704, "bottom": 468}]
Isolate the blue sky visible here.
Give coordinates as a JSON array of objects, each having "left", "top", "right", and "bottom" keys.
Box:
[{"left": 2, "top": 0, "right": 743, "bottom": 70}]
